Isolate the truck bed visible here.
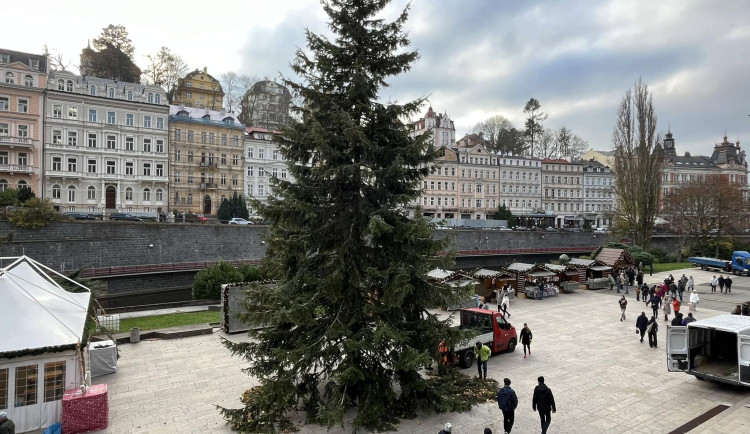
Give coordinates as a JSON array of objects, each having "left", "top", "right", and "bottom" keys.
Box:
[
  {"left": 454, "top": 331, "right": 494, "bottom": 352},
  {"left": 688, "top": 257, "right": 730, "bottom": 268}
]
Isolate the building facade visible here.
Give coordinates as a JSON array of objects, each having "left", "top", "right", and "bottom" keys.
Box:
[
  {"left": 173, "top": 68, "right": 224, "bottom": 110},
  {"left": 412, "top": 107, "right": 455, "bottom": 148},
  {"left": 239, "top": 80, "right": 291, "bottom": 131},
  {"left": 541, "top": 159, "right": 584, "bottom": 228},
  {"left": 0, "top": 49, "right": 47, "bottom": 195},
  {"left": 168, "top": 105, "right": 245, "bottom": 215},
  {"left": 45, "top": 70, "right": 169, "bottom": 216},
  {"left": 244, "top": 126, "right": 289, "bottom": 216},
  {"left": 498, "top": 155, "right": 542, "bottom": 218},
  {"left": 582, "top": 159, "right": 614, "bottom": 228}
]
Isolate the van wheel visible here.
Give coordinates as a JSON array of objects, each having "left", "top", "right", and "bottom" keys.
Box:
[
  {"left": 459, "top": 350, "right": 475, "bottom": 369},
  {"left": 701, "top": 265, "right": 707, "bottom": 271},
  {"left": 506, "top": 338, "right": 517, "bottom": 353},
  {"left": 695, "top": 376, "right": 706, "bottom": 381}
]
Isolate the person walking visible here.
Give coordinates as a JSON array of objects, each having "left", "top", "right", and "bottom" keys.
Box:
[
  {"left": 647, "top": 316, "right": 659, "bottom": 348},
  {"left": 636, "top": 312, "right": 648, "bottom": 343},
  {"left": 475, "top": 341, "right": 491, "bottom": 379},
  {"left": 726, "top": 276, "right": 733, "bottom": 294},
  {"left": 0, "top": 412, "right": 14, "bottom": 434},
  {"left": 682, "top": 312, "right": 697, "bottom": 325},
  {"left": 635, "top": 282, "right": 642, "bottom": 302},
  {"left": 616, "top": 273, "right": 623, "bottom": 293},
  {"left": 687, "top": 276, "right": 694, "bottom": 292},
  {"left": 663, "top": 293, "right": 672, "bottom": 322},
  {"left": 501, "top": 293, "right": 511, "bottom": 318},
  {"left": 608, "top": 273, "right": 616, "bottom": 291},
  {"left": 649, "top": 262, "right": 654, "bottom": 276},
  {"left": 520, "top": 323, "right": 532, "bottom": 358},
  {"left": 689, "top": 290, "right": 700, "bottom": 312},
  {"left": 619, "top": 295, "right": 628, "bottom": 321},
  {"left": 677, "top": 280, "right": 685, "bottom": 302},
  {"left": 718, "top": 275, "right": 726, "bottom": 294},
  {"left": 641, "top": 283, "right": 650, "bottom": 305},
  {"left": 497, "top": 378, "right": 518, "bottom": 434},
  {"left": 637, "top": 271, "right": 644, "bottom": 287},
  {"left": 669, "top": 280, "right": 678, "bottom": 300},
  {"left": 438, "top": 422, "right": 452, "bottom": 434},
  {"left": 710, "top": 276, "right": 717, "bottom": 293},
  {"left": 532, "top": 376, "right": 556, "bottom": 434},
  {"left": 672, "top": 297, "right": 681, "bottom": 318},
  {"left": 647, "top": 292, "right": 661, "bottom": 320},
  {"left": 537, "top": 279, "right": 545, "bottom": 300}
]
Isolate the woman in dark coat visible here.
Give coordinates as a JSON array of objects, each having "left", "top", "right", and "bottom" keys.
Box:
[
  {"left": 520, "top": 323, "right": 533, "bottom": 358},
  {"left": 647, "top": 316, "right": 659, "bottom": 348}
]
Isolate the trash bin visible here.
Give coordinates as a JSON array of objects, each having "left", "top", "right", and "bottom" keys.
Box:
[
  {"left": 742, "top": 302, "right": 750, "bottom": 316},
  {"left": 130, "top": 327, "right": 141, "bottom": 343}
]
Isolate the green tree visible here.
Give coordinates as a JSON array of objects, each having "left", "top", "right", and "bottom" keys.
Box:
[
  {"left": 6, "top": 197, "right": 60, "bottom": 229},
  {"left": 217, "top": 198, "right": 232, "bottom": 221},
  {"left": 80, "top": 25, "right": 141, "bottom": 83},
  {"left": 220, "top": 1, "right": 468, "bottom": 431},
  {"left": 493, "top": 204, "right": 515, "bottom": 226},
  {"left": 612, "top": 78, "right": 662, "bottom": 248},
  {"left": 523, "top": 98, "right": 547, "bottom": 157},
  {"left": 192, "top": 261, "right": 244, "bottom": 299}
]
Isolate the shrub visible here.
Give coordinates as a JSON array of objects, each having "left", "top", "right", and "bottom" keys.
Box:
[
  {"left": 192, "top": 261, "right": 244, "bottom": 299},
  {"left": 6, "top": 198, "right": 60, "bottom": 229}
]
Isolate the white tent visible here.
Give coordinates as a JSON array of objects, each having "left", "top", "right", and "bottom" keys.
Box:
[{"left": 0, "top": 256, "right": 91, "bottom": 432}]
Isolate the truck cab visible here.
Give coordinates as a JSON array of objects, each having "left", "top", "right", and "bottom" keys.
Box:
[
  {"left": 667, "top": 315, "right": 750, "bottom": 386},
  {"left": 447, "top": 308, "right": 517, "bottom": 368},
  {"left": 731, "top": 251, "right": 750, "bottom": 275}
]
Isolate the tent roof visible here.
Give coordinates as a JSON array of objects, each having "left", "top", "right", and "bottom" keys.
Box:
[{"left": 0, "top": 256, "right": 91, "bottom": 358}]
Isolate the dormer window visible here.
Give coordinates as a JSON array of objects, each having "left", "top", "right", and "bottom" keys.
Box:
[
  {"left": 127, "top": 90, "right": 133, "bottom": 101},
  {"left": 24, "top": 75, "right": 33, "bottom": 86},
  {"left": 147, "top": 92, "right": 154, "bottom": 103},
  {"left": 222, "top": 117, "right": 234, "bottom": 125},
  {"left": 5, "top": 72, "right": 14, "bottom": 84},
  {"left": 155, "top": 94, "right": 161, "bottom": 104},
  {"left": 29, "top": 59, "right": 39, "bottom": 70},
  {"left": 109, "top": 87, "right": 115, "bottom": 98},
  {"left": 0, "top": 54, "right": 9, "bottom": 64},
  {"left": 90, "top": 85, "right": 97, "bottom": 96},
  {"left": 57, "top": 79, "right": 65, "bottom": 90},
  {"left": 202, "top": 114, "right": 211, "bottom": 120},
  {"left": 66, "top": 80, "right": 73, "bottom": 92}
]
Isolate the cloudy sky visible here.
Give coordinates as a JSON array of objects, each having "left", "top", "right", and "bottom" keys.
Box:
[{"left": 8, "top": 0, "right": 750, "bottom": 155}]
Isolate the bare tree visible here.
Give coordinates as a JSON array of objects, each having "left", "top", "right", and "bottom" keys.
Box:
[
  {"left": 221, "top": 72, "right": 241, "bottom": 113},
  {"left": 555, "top": 126, "right": 589, "bottom": 160},
  {"left": 536, "top": 128, "right": 557, "bottom": 159},
  {"left": 143, "top": 46, "right": 188, "bottom": 103},
  {"left": 663, "top": 181, "right": 711, "bottom": 260},
  {"left": 43, "top": 45, "right": 71, "bottom": 71},
  {"left": 612, "top": 78, "right": 662, "bottom": 248},
  {"left": 471, "top": 115, "right": 513, "bottom": 149}
]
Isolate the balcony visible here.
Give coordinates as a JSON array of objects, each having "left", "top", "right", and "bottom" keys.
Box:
[
  {"left": 200, "top": 183, "right": 217, "bottom": 190},
  {"left": 199, "top": 162, "right": 217, "bottom": 169},
  {"left": 0, "top": 164, "right": 33, "bottom": 174},
  {"left": 0, "top": 136, "right": 37, "bottom": 148}
]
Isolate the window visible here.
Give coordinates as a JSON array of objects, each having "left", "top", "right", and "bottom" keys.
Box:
[
  {"left": 156, "top": 188, "right": 163, "bottom": 201},
  {"left": 5, "top": 72, "right": 14, "bottom": 84},
  {"left": 52, "top": 157, "right": 61, "bottom": 171},
  {"left": 126, "top": 114, "right": 134, "bottom": 126},
  {"left": 107, "top": 111, "right": 115, "bottom": 124},
  {"left": 232, "top": 155, "right": 239, "bottom": 165},
  {"left": 156, "top": 117, "right": 164, "bottom": 129},
  {"left": 125, "top": 162, "right": 133, "bottom": 175},
  {"left": 147, "top": 92, "right": 154, "bottom": 103},
  {"left": 68, "top": 107, "right": 77, "bottom": 119},
  {"left": 174, "top": 129, "right": 181, "bottom": 141},
  {"left": 106, "top": 160, "right": 115, "bottom": 174},
  {"left": 66, "top": 80, "right": 73, "bottom": 92},
  {"left": 53, "top": 105, "right": 62, "bottom": 118},
  {"left": 201, "top": 132, "right": 207, "bottom": 143},
  {"left": 209, "top": 133, "right": 214, "bottom": 144},
  {"left": 247, "top": 148, "right": 253, "bottom": 159},
  {"left": 0, "top": 152, "right": 7, "bottom": 165},
  {"left": 143, "top": 188, "right": 151, "bottom": 201},
  {"left": 259, "top": 149, "right": 264, "bottom": 159},
  {"left": 87, "top": 186, "right": 96, "bottom": 200},
  {"left": 0, "top": 97, "right": 8, "bottom": 111},
  {"left": 143, "top": 138, "right": 151, "bottom": 152},
  {"left": 155, "top": 94, "right": 161, "bottom": 104},
  {"left": 88, "top": 159, "right": 97, "bottom": 173},
  {"left": 247, "top": 166, "right": 254, "bottom": 177},
  {"left": 174, "top": 150, "right": 181, "bottom": 161},
  {"left": 221, "top": 154, "right": 227, "bottom": 165},
  {"left": 52, "top": 184, "right": 61, "bottom": 198},
  {"left": 18, "top": 98, "right": 28, "bottom": 113},
  {"left": 220, "top": 174, "right": 227, "bottom": 185},
  {"left": 143, "top": 163, "right": 151, "bottom": 176},
  {"left": 187, "top": 130, "right": 194, "bottom": 142},
  {"left": 186, "top": 82, "right": 192, "bottom": 88},
  {"left": 67, "top": 186, "right": 76, "bottom": 202},
  {"left": 0, "top": 54, "right": 8, "bottom": 64},
  {"left": 67, "top": 132, "right": 77, "bottom": 146},
  {"left": 187, "top": 151, "right": 193, "bottom": 162},
  {"left": 90, "top": 85, "right": 96, "bottom": 96},
  {"left": 156, "top": 164, "right": 164, "bottom": 177},
  {"left": 156, "top": 139, "right": 164, "bottom": 153},
  {"left": 106, "top": 135, "right": 116, "bottom": 149},
  {"left": 87, "top": 109, "right": 97, "bottom": 122},
  {"left": 15, "top": 365, "right": 38, "bottom": 406},
  {"left": 185, "top": 91, "right": 192, "bottom": 98},
  {"left": 18, "top": 125, "right": 28, "bottom": 137},
  {"left": 125, "top": 137, "right": 134, "bottom": 151},
  {"left": 173, "top": 171, "right": 181, "bottom": 182},
  {"left": 272, "top": 150, "right": 279, "bottom": 160},
  {"left": 87, "top": 133, "right": 97, "bottom": 148},
  {"left": 67, "top": 158, "right": 77, "bottom": 172},
  {"left": 143, "top": 116, "right": 151, "bottom": 128},
  {"left": 232, "top": 175, "right": 238, "bottom": 186},
  {"left": 108, "top": 87, "right": 115, "bottom": 98},
  {"left": 127, "top": 90, "right": 133, "bottom": 101},
  {"left": 187, "top": 194, "right": 193, "bottom": 205},
  {"left": 56, "top": 79, "right": 65, "bottom": 90},
  {"left": 125, "top": 187, "right": 133, "bottom": 200},
  {"left": 221, "top": 134, "right": 227, "bottom": 145}
]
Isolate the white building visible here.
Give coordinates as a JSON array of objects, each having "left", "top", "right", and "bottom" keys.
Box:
[
  {"left": 244, "top": 126, "right": 288, "bottom": 216},
  {"left": 412, "top": 106, "right": 455, "bottom": 148},
  {"left": 498, "top": 155, "right": 543, "bottom": 218},
  {"left": 45, "top": 71, "right": 169, "bottom": 217},
  {"left": 582, "top": 159, "right": 614, "bottom": 228}
]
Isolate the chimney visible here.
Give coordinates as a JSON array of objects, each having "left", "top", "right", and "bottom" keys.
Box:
[{"left": 203, "top": 67, "right": 207, "bottom": 74}]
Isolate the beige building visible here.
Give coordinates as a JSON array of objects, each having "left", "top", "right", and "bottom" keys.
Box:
[
  {"left": 498, "top": 155, "right": 542, "bottom": 218},
  {"left": 168, "top": 105, "right": 245, "bottom": 215},
  {"left": 0, "top": 49, "right": 47, "bottom": 195},
  {"left": 173, "top": 68, "right": 224, "bottom": 110},
  {"left": 542, "top": 158, "right": 584, "bottom": 228}
]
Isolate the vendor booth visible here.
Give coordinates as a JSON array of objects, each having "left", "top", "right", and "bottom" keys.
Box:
[
  {"left": 0, "top": 256, "right": 96, "bottom": 433},
  {"left": 593, "top": 247, "right": 634, "bottom": 275},
  {"left": 568, "top": 258, "right": 596, "bottom": 280},
  {"left": 427, "top": 268, "right": 480, "bottom": 310},
  {"left": 471, "top": 269, "right": 515, "bottom": 302},
  {"left": 506, "top": 263, "right": 559, "bottom": 299},
  {"left": 543, "top": 263, "right": 581, "bottom": 293}
]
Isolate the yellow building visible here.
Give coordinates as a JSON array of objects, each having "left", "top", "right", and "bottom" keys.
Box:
[
  {"left": 168, "top": 105, "right": 245, "bottom": 216},
  {"left": 173, "top": 68, "right": 224, "bottom": 111}
]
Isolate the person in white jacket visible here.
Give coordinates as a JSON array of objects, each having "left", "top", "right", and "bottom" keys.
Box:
[{"left": 689, "top": 290, "right": 700, "bottom": 311}]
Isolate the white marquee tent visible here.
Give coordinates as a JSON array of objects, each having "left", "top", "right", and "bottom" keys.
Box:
[{"left": 0, "top": 255, "right": 91, "bottom": 432}]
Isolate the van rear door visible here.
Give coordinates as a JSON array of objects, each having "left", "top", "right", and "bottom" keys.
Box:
[
  {"left": 739, "top": 329, "right": 750, "bottom": 385},
  {"left": 667, "top": 325, "right": 689, "bottom": 372}
]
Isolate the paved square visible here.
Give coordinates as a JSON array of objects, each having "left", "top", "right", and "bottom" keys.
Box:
[{"left": 90, "top": 268, "right": 750, "bottom": 433}]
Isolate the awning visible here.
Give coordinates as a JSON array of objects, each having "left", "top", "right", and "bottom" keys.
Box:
[
  {"left": 564, "top": 216, "right": 583, "bottom": 221},
  {"left": 528, "top": 270, "right": 555, "bottom": 277},
  {"left": 590, "top": 265, "right": 612, "bottom": 271}
]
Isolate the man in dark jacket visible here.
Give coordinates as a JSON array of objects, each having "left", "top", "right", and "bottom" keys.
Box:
[
  {"left": 725, "top": 276, "right": 733, "bottom": 293},
  {"left": 635, "top": 312, "right": 648, "bottom": 343},
  {"left": 682, "top": 313, "right": 697, "bottom": 325},
  {"left": 647, "top": 293, "right": 661, "bottom": 319},
  {"left": 641, "top": 283, "right": 650, "bottom": 304},
  {"left": 0, "top": 412, "right": 14, "bottom": 434},
  {"left": 671, "top": 312, "right": 684, "bottom": 326},
  {"left": 647, "top": 316, "right": 659, "bottom": 348},
  {"left": 532, "top": 376, "right": 556, "bottom": 434},
  {"left": 497, "top": 377, "right": 519, "bottom": 433}
]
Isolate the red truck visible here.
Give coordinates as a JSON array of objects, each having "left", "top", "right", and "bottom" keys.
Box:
[{"left": 443, "top": 308, "right": 517, "bottom": 368}]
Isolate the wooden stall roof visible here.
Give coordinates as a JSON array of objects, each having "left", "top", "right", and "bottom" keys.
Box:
[
  {"left": 543, "top": 263, "right": 569, "bottom": 273},
  {"left": 593, "top": 248, "right": 634, "bottom": 268},
  {"left": 473, "top": 268, "right": 501, "bottom": 278},
  {"left": 568, "top": 258, "right": 596, "bottom": 268},
  {"left": 506, "top": 262, "right": 536, "bottom": 273}
]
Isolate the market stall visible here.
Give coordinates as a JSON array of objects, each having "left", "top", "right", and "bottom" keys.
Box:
[
  {"left": 427, "top": 268, "right": 480, "bottom": 310},
  {"left": 471, "top": 269, "right": 515, "bottom": 302},
  {"left": 543, "top": 263, "right": 581, "bottom": 293},
  {"left": 593, "top": 247, "right": 634, "bottom": 276},
  {"left": 0, "top": 256, "right": 93, "bottom": 433}
]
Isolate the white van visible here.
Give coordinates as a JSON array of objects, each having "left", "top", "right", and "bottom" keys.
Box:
[{"left": 667, "top": 314, "right": 750, "bottom": 386}]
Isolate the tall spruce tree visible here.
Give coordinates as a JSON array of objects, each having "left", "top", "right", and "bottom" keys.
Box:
[{"left": 220, "top": 0, "right": 470, "bottom": 431}]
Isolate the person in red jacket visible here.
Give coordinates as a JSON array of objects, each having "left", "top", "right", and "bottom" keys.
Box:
[{"left": 672, "top": 298, "right": 681, "bottom": 317}]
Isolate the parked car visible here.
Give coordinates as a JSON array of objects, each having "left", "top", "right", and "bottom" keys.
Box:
[
  {"left": 498, "top": 226, "right": 511, "bottom": 231},
  {"left": 110, "top": 213, "right": 142, "bottom": 221},
  {"left": 196, "top": 214, "right": 208, "bottom": 222},
  {"left": 228, "top": 217, "right": 252, "bottom": 225},
  {"left": 65, "top": 212, "right": 96, "bottom": 220},
  {"left": 544, "top": 226, "right": 557, "bottom": 232},
  {"left": 594, "top": 227, "right": 607, "bottom": 233}
]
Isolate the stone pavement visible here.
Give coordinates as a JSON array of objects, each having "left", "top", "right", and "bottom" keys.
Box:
[{"left": 89, "top": 267, "right": 750, "bottom": 433}]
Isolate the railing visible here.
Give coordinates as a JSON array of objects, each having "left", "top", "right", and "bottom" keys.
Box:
[
  {"left": 0, "top": 164, "right": 33, "bottom": 173},
  {"left": 79, "top": 259, "right": 261, "bottom": 278},
  {"left": 169, "top": 115, "right": 245, "bottom": 131},
  {"left": 199, "top": 162, "right": 217, "bottom": 168},
  {"left": 454, "top": 246, "right": 600, "bottom": 256},
  {"left": 0, "top": 136, "right": 37, "bottom": 146}
]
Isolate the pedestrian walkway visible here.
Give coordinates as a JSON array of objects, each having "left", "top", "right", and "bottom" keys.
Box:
[{"left": 88, "top": 269, "right": 750, "bottom": 433}]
